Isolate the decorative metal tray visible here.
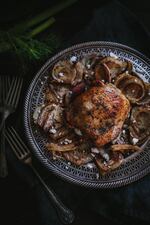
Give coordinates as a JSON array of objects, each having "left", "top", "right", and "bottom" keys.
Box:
[{"left": 24, "top": 41, "right": 150, "bottom": 188}]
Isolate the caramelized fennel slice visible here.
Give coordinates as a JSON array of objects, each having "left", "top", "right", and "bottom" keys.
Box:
[
  {"left": 94, "top": 63, "right": 111, "bottom": 83},
  {"left": 129, "top": 105, "right": 150, "bottom": 142},
  {"left": 63, "top": 148, "right": 93, "bottom": 165},
  {"left": 115, "top": 73, "right": 146, "bottom": 103},
  {"left": 95, "top": 152, "right": 124, "bottom": 175},
  {"left": 52, "top": 60, "right": 76, "bottom": 84},
  {"left": 46, "top": 142, "right": 78, "bottom": 152},
  {"left": 111, "top": 144, "right": 141, "bottom": 152},
  {"left": 101, "top": 57, "right": 128, "bottom": 78}
]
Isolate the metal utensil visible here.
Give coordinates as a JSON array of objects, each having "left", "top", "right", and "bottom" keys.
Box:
[
  {"left": 0, "top": 76, "right": 23, "bottom": 131},
  {"left": 5, "top": 126, "right": 75, "bottom": 224},
  {"left": 0, "top": 76, "right": 10, "bottom": 177}
]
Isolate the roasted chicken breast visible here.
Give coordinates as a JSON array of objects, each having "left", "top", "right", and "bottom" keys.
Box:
[{"left": 66, "top": 83, "right": 130, "bottom": 147}]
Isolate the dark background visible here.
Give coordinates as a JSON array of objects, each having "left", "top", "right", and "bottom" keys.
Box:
[
  {"left": 1, "top": 0, "right": 150, "bottom": 30},
  {"left": 0, "top": 0, "right": 150, "bottom": 225}
]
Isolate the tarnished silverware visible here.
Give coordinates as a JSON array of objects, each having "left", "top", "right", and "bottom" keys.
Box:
[
  {"left": 0, "top": 76, "right": 23, "bottom": 177},
  {"left": 0, "top": 76, "right": 10, "bottom": 177},
  {"left": 5, "top": 126, "right": 75, "bottom": 224},
  {"left": 0, "top": 76, "right": 23, "bottom": 130}
]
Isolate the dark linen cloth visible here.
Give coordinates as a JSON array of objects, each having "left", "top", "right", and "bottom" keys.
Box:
[{"left": 5, "top": 1, "right": 150, "bottom": 225}]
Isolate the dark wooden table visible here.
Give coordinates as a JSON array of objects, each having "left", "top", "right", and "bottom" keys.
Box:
[{"left": 0, "top": 1, "right": 150, "bottom": 225}]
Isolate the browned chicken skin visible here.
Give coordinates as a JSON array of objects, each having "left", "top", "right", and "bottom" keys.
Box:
[{"left": 66, "top": 83, "right": 130, "bottom": 147}]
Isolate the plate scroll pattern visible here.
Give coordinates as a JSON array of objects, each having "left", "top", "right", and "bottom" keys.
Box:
[{"left": 24, "top": 42, "right": 150, "bottom": 188}]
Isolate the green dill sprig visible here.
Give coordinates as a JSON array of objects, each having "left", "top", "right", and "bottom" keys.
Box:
[{"left": 0, "top": 0, "right": 78, "bottom": 72}]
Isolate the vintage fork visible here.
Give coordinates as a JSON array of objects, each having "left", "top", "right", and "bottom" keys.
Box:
[
  {"left": 0, "top": 76, "right": 11, "bottom": 177},
  {"left": 5, "top": 126, "right": 75, "bottom": 224},
  {"left": 0, "top": 76, "right": 23, "bottom": 131}
]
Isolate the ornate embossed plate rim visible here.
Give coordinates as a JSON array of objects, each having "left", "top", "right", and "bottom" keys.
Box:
[{"left": 24, "top": 41, "right": 150, "bottom": 189}]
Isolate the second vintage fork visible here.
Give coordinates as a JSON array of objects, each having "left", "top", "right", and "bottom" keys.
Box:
[
  {"left": 0, "top": 76, "right": 23, "bottom": 131},
  {"left": 5, "top": 126, "right": 75, "bottom": 224},
  {"left": 0, "top": 76, "right": 10, "bottom": 177},
  {"left": 0, "top": 76, "right": 23, "bottom": 177}
]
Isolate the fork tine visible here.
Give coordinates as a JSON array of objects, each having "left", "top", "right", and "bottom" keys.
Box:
[
  {"left": 13, "top": 78, "right": 23, "bottom": 108},
  {"left": 0, "top": 76, "right": 11, "bottom": 104},
  {"left": 5, "top": 76, "right": 10, "bottom": 98},
  {"left": 9, "top": 127, "right": 30, "bottom": 155},
  {"left": 5, "top": 76, "right": 16, "bottom": 105},
  {"left": 7, "top": 77, "right": 23, "bottom": 108},
  {"left": 4, "top": 76, "right": 10, "bottom": 101},
  {"left": 9, "top": 77, "right": 21, "bottom": 106},
  {"left": 5, "top": 128, "right": 22, "bottom": 159},
  {"left": 5, "top": 127, "right": 30, "bottom": 160},
  {"left": 0, "top": 76, "right": 5, "bottom": 103},
  {"left": 4, "top": 76, "right": 8, "bottom": 100},
  {"left": 7, "top": 127, "right": 30, "bottom": 155},
  {"left": 6, "top": 77, "right": 18, "bottom": 106},
  {"left": 1, "top": 76, "right": 7, "bottom": 103}
]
